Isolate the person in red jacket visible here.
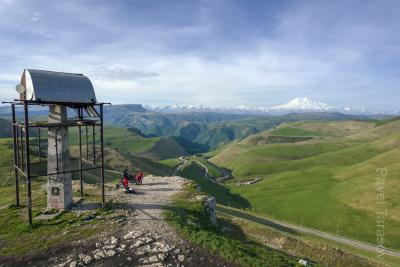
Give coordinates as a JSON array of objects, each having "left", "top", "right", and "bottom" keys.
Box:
[
  {"left": 123, "top": 175, "right": 129, "bottom": 189},
  {"left": 135, "top": 171, "right": 144, "bottom": 184},
  {"left": 122, "top": 170, "right": 135, "bottom": 193}
]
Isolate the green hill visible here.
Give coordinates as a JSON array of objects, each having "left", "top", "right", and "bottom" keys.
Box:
[
  {"left": 210, "top": 119, "right": 400, "bottom": 249},
  {"left": 0, "top": 118, "right": 11, "bottom": 138}
]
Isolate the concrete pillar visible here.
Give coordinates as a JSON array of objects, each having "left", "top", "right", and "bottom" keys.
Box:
[{"left": 47, "top": 105, "right": 73, "bottom": 210}]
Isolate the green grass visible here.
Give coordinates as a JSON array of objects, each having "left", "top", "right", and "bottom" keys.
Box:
[
  {"left": 177, "top": 163, "right": 249, "bottom": 208},
  {"left": 192, "top": 156, "right": 224, "bottom": 177},
  {"left": 0, "top": 182, "right": 110, "bottom": 257},
  {"left": 271, "top": 127, "right": 322, "bottom": 137},
  {"left": 218, "top": 205, "right": 398, "bottom": 267},
  {"left": 0, "top": 139, "right": 14, "bottom": 186},
  {"left": 210, "top": 120, "right": 400, "bottom": 250},
  {"left": 371, "top": 116, "right": 400, "bottom": 127},
  {"left": 69, "top": 127, "right": 159, "bottom": 155},
  {"left": 164, "top": 182, "right": 298, "bottom": 267}
]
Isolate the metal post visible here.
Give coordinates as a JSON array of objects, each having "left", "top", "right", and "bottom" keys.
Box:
[
  {"left": 78, "top": 125, "right": 83, "bottom": 197},
  {"left": 37, "top": 128, "right": 41, "bottom": 159},
  {"left": 92, "top": 125, "right": 96, "bottom": 164},
  {"left": 23, "top": 102, "right": 32, "bottom": 224},
  {"left": 85, "top": 125, "right": 89, "bottom": 161},
  {"left": 11, "top": 104, "right": 19, "bottom": 207},
  {"left": 100, "top": 104, "right": 105, "bottom": 207},
  {"left": 20, "top": 127, "right": 24, "bottom": 171},
  {"left": 55, "top": 127, "right": 58, "bottom": 171},
  {"left": 16, "top": 124, "right": 19, "bottom": 169}
]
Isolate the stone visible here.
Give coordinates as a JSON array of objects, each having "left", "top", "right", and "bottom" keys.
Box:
[
  {"left": 82, "top": 255, "right": 92, "bottom": 265},
  {"left": 110, "top": 236, "right": 118, "bottom": 245},
  {"left": 131, "top": 240, "right": 144, "bottom": 248},
  {"left": 78, "top": 254, "right": 86, "bottom": 260},
  {"left": 126, "top": 257, "right": 132, "bottom": 261},
  {"left": 178, "top": 255, "right": 185, "bottom": 262},
  {"left": 106, "top": 250, "right": 116, "bottom": 257},
  {"left": 158, "top": 253, "right": 167, "bottom": 261},
  {"left": 135, "top": 251, "right": 146, "bottom": 256},
  {"left": 149, "top": 255, "right": 159, "bottom": 263},
  {"left": 204, "top": 196, "right": 217, "bottom": 225},
  {"left": 69, "top": 261, "right": 77, "bottom": 267}
]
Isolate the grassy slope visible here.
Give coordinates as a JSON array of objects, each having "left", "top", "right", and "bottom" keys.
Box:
[
  {"left": 164, "top": 182, "right": 298, "bottom": 267},
  {"left": 210, "top": 120, "right": 400, "bottom": 250},
  {"left": 177, "top": 162, "right": 249, "bottom": 209},
  {"left": 70, "top": 127, "right": 188, "bottom": 161}
]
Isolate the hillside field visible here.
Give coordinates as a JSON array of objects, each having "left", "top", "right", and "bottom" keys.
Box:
[{"left": 210, "top": 120, "right": 400, "bottom": 250}]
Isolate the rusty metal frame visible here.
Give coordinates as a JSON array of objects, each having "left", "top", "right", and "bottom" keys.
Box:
[{"left": 4, "top": 99, "right": 109, "bottom": 224}]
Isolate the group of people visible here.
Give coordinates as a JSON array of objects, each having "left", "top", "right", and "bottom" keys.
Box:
[{"left": 117, "top": 169, "right": 144, "bottom": 194}]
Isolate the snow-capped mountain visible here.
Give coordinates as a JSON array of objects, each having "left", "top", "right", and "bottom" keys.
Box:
[
  {"left": 269, "top": 97, "right": 336, "bottom": 111},
  {"left": 145, "top": 97, "right": 396, "bottom": 115}
]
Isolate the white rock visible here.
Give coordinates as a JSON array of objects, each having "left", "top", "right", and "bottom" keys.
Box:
[
  {"left": 178, "top": 255, "right": 185, "bottom": 262},
  {"left": 131, "top": 240, "right": 144, "bottom": 248},
  {"left": 69, "top": 261, "right": 77, "bottom": 267},
  {"left": 82, "top": 255, "right": 92, "bottom": 265},
  {"left": 158, "top": 253, "right": 167, "bottom": 261},
  {"left": 149, "top": 255, "right": 159, "bottom": 263},
  {"left": 135, "top": 250, "right": 146, "bottom": 256},
  {"left": 110, "top": 236, "right": 118, "bottom": 245},
  {"left": 106, "top": 250, "right": 116, "bottom": 257}
]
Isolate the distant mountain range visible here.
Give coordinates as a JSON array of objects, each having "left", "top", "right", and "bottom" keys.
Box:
[
  {"left": 0, "top": 97, "right": 396, "bottom": 118},
  {"left": 145, "top": 97, "right": 398, "bottom": 115}
]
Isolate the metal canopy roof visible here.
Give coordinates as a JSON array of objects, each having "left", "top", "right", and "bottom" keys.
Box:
[{"left": 21, "top": 69, "right": 97, "bottom": 104}]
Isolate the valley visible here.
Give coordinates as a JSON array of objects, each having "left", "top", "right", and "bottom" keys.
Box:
[{"left": 1, "top": 109, "right": 399, "bottom": 266}]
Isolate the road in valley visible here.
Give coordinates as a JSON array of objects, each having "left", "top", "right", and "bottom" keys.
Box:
[{"left": 217, "top": 205, "right": 400, "bottom": 259}]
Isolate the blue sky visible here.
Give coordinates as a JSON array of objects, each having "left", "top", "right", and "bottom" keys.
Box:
[{"left": 0, "top": 0, "right": 399, "bottom": 110}]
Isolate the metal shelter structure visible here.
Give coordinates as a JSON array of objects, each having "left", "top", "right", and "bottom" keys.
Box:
[{"left": 4, "top": 69, "right": 109, "bottom": 224}]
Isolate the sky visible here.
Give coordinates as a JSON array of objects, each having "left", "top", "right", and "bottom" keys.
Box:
[{"left": 0, "top": 0, "right": 399, "bottom": 110}]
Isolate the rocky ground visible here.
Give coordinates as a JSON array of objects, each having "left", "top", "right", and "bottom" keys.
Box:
[{"left": 12, "top": 176, "right": 238, "bottom": 267}]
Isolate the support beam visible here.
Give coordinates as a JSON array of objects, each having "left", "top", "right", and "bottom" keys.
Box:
[
  {"left": 47, "top": 105, "right": 73, "bottom": 210},
  {"left": 23, "top": 102, "right": 32, "bottom": 224},
  {"left": 11, "top": 104, "right": 19, "bottom": 207},
  {"left": 100, "top": 104, "right": 105, "bottom": 207},
  {"left": 79, "top": 125, "right": 83, "bottom": 197}
]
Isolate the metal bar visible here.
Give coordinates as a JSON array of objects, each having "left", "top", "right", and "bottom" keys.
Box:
[
  {"left": 23, "top": 102, "right": 32, "bottom": 225},
  {"left": 79, "top": 125, "right": 83, "bottom": 197},
  {"left": 20, "top": 126, "right": 24, "bottom": 171},
  {"left": 100, "top": 104, "right": 105, "bottom": 207},
  {"left": 11, "top": 104, "right": 19, "bottom": 207},
  {"left": 15, "top": 166, "right": 27, "bottom": 177},
  {"left": 30, "top": 166, "right": 102, "bottom": 178},
  {"left": 16, "top": 124, "right": 19, "bottom": 169},
  {"left": 55, "top": 127, "right": 59, "bottom": 171},
  {"left": 81, "top": 158, "right": 97, "bottom": 165},
  {"left": 92, "top": 125, "right": 96, "bottom": 164},
  {"left": 19, "top": 122, "right": 100, "bottom": 128},
  {"left": 85, "top": 125, "right": 89, "bottom": 161},
  {"left": 37, "top": 128, "right": 41, "bottom": 159}
]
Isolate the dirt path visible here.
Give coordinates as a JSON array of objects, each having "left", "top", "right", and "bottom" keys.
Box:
[{"left": 15, "top": 176, "right": 239, "bottom": 267}]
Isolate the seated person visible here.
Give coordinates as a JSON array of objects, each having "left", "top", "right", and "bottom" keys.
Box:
[{"left": 122, "top": 174, "right": 135, "bottom": 193}]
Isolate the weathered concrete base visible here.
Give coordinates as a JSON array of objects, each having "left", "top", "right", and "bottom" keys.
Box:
[{"left": 47, "top": 105, "right": 73, "bottom": 210}]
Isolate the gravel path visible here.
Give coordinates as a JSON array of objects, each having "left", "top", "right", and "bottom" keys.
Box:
[{"left": 15, "top": 176, "right": 239, "bottom": 267}]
